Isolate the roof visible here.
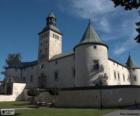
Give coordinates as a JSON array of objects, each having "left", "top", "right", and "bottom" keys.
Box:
[
  {"left": 39, "top": 25, "right": 62, "bottom": 35},
  {"left": 6, "top": 60, "right": 38, "bottom": 69},
  {"left": 50, "top": 51, "right": 74, "bottom": 61},
  {"left": 39, "top": 12, "right": 61, "bottom": 35},
  {"left": 109, "top": 58, "right": 126, "bottom": 68},
  {"left": 126, "top": 55, "right": 139, "bottom": 69},
  {"left": 74, "top": 20, "right": 108, "bottom": 49},
  {"left": 48, "top": 12, "right": 56, "bottom": 19}
]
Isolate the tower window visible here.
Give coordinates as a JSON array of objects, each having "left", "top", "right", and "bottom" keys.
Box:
[
  {"left": 53, "top": 34, "right": 59, "bottom": 39},
  {"left": 93, "top": 45, "right": 97, "bottom": 49},
  {"left": 93, "top": 60, "right": 99, "bottom": 70}
]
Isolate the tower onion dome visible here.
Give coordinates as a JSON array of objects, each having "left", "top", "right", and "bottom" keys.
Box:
[
  {"left": 74, "top": 20, "right": 108, "bottom": 50},
  {"left": 39, "top": 12, "right": 62, "bottom": 35},
  {"left": 126, "top": 54, "right": 139, "bottom": 68}
]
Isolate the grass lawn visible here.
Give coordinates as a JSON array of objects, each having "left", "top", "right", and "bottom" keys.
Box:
[{"left": 0, "top": 101, "right": 114, "bottom": 116}]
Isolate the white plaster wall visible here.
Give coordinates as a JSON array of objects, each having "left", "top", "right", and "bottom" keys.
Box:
[
  {"left": 22, "top": 66, "right": 37, "bottom": 88},
  {"left": 107, "top": 60, "right": 130, "bottom": 85},
  {"left": 5, "top": 68, "right": 21, "bottom": 82},
  {"left": 75, "top": 44, "right": 108, "bottom": 87},
  {"left": 0, "top": 83, "right": 26, "bottom": 102},
  {"left": 48, "top": 30, "right": 62, "bottom": 59},
  {"left": 131, "top": 69, "right": 140, "bottom": 85},
  {"left": 47, "top": 54, "right": 75, "bottom": 88}
]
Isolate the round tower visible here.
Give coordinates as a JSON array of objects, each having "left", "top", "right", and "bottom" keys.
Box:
[
  {"left": 126, "top": 55, "right": 140, "bottom": 85},
  {"left": 74, "top": 20, "right": 109, "bottom": 87}
]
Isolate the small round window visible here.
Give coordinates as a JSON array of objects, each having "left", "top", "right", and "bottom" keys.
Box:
[{"left": 93, "top": 45, "right": 97, "bottom": 49}]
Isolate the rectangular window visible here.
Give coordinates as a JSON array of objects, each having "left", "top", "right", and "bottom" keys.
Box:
[
  {"left": 54, "top": 71, "right": 58, "bottom": 81},
  {"left": 53, "top": 34, "right": 59, "bottom": 39},
  {"left": 93, "top": 60, "right": 99, "bottom": 70},
  {"left": 40, "top": 64, "right": 44, "bottom": 69},
  {"left": 30, "top": 75, "right": 33, "bottom": 82},
  {"left": 134, "top": 76, "right": 137, "bottom": 81},
  {"left": 114, "top": 71, "right": 116, "bottom": 80},
  {"left": 118, "top": 73, "right": 120, "bottom": 80},
  {"left": 73, "top": 68, "right": 75, "bottom": 77},
  {"left": 123, "top": 74, "right": 125, "bottom": 81}
]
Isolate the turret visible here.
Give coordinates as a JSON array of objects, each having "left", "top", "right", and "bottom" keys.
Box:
[
  {"left": 126, "top": 54, "right": 140, "bottom": 85},
  {"left": 74, "top": 20, "right": 108, "bottom": 87}
]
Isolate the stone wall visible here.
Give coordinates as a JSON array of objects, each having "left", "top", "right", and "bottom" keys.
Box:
[
  {"left": 54, "top": 86, "right": 140, "bottom": 108},
  {"left": 0, "top": 83, "right": 26, "bottom": 102}
]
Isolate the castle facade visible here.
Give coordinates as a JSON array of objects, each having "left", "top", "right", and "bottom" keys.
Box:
[{"left": 4, "top": 12, "right": 140, "bottom": 89}]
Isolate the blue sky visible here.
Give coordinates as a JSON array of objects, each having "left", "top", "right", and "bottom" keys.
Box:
[{"left": 0, "top": 0, "right": 140, "bottom": 80}]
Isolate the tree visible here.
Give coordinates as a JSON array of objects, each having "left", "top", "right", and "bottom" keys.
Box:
[
  {"left": 135, "top": 20, "right": 140, "bottom": 43},
  {"left": 112, "top": 0, "right": 140, "bottom": 43},
  {"left": 6, "top": 53, "right": 21, "bottom": 66},
  {"left": 112, "top": 0, "right": 140, "bottom": 10}
]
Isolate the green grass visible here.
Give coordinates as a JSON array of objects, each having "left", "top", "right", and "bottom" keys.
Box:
[
  {"left": 16, "top": 108, "right": 113, "bottom": 116},
  {"left": 0, "top": 101, "right": 34, "bottom": 108},
  {"left": 0, "top": 101, "right": 114, "bottom": 116}
]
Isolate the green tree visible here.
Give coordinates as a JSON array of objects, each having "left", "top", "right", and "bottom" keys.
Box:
[
  {"left": 6, "top": 53, "right": 21, "bottom": 66},
  {"left": 112, "top": 0, "right": 140, "bottom": 43},
  {"left": 112, "top": 0, "right": 140, "bottom": 10}
]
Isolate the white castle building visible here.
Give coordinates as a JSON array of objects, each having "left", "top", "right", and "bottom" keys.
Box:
[{"left": 4, "top": 12, "right": 140, "bottom": 89}]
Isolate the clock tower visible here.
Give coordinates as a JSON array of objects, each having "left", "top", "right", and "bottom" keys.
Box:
[{"left": 38, "top": 12, "right": 62, "bottom": 62}]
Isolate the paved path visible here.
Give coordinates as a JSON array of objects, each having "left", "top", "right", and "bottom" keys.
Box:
[{"left": 103, "top": 110, "right": 140, "bottom": 116}]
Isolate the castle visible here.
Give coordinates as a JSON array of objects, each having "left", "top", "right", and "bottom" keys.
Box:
[{"left": 4, "top": 12, "right": 140, "bottom": 90}]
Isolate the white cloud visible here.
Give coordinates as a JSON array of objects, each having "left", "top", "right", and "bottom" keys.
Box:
[
  {"left": 70, "top": 0, "right": 114, "bottom": 19},
  {"left": 60, "top": 0, "right": 139, "bottom": 55},
  {"left": 114, "top": 47, "right": 126, "bottom": 55}
]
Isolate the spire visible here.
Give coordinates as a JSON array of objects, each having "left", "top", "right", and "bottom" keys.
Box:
[
  {"left": 126, "top": 54, "right": 138, "bottom": 68},
  {"left": 79, "top": 20, "right": 108, "bottom": 47},
  {"left": 48, "top": 12, "right": 56, "bottom": 19}
]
